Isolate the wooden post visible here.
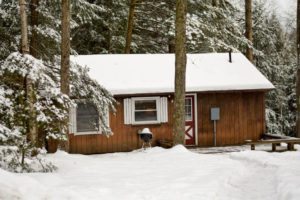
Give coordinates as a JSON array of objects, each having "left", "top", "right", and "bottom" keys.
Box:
[
  {"left": 287, "top": 143, "right": 295, "bottom": 151},
  {"left": 272, "top": 143, "right": 276, "bottom": 151}
]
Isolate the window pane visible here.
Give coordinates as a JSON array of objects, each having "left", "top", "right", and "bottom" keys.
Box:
[
  {"left": 135, "top": 100, "right": 156, "bottom": 110},
  {"left": 135, "top": 111, "right": 157, "bottom": 121},
  {"left": 185, "top": 99, "right": 192, "bottom": 121},
  {"left": 134, "top": 99, "right": 158, "bottom": 122},
  {"left": 77, "top": 103, "right": 99, "bottom": 132}
]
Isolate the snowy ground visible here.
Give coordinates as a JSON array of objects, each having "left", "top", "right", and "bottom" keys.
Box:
[{"left": 1, "top": 145, "right": 300, "bottom": 200}]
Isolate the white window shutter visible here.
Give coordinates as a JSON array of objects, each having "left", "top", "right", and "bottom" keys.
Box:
[
  {"left": 124, "top": 98, "right": 132, "bottom": 124},
  {"left": 160, "top": 97, "right": 168, "bottom": 123},
  {"left": 69, "top": 105, "right": 77, "bottom": 133}
]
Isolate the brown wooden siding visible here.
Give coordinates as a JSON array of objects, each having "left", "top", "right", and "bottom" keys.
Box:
[
  {"left": 69, "top": 92, "right": 265, "bottom": 154},
  {"left": 197, "top": 92, "right": 265, "bottom": 147},
  {"left": 69, "top": 96, "right": 174, "bottom": 154}
]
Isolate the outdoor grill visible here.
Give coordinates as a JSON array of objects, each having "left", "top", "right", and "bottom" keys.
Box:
[{"left": 139, "top": 128, "right": 153, "bottom": 149}]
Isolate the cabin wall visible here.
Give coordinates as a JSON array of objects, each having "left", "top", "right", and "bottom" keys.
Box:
[
  {"left": 197, "top": 92, "right": 265, "bottom": 147},
  {"left": 69, "top": 91, "right": 266, "bottom": 154},
  {"left": 69, "top": 96, "right": 174, "bottom": 154}
]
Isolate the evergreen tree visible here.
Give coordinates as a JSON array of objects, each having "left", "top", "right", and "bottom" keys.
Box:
[
  {"left": 187, "top": 0, "right": 248, "bottom": 52},
  {"left": 296, "top": 0, "right": 300, "bottom": 137},
  {"left": 0, "top": 0, "right": 115, "bottom": 172},
  {"left": 250, "top": 1, "right": 297, "bottom": 135}
]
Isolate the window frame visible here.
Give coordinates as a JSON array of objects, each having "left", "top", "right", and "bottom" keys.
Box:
[
  {"left": 185, "top": 97, "right": 193, "bottom": 122},
  {"left": 72, "top": 102, "right": 110, "bottom": 136},
  {"left": 131, "top": 97, "right": 161, "bottom": 125}
]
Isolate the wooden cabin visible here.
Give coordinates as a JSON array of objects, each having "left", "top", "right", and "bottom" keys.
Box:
[{"left": 69, "top": 53, "right": 274, "bottom": 154}]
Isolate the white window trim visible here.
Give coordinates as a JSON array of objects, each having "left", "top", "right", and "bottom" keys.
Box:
[
  {"left": 70, "top": 103, "right": 109, "bottom": 136},
  {"left": 185, "top": 97, "right": 193, "bottom": 122},
  {"left": 131, "top": 96, "right": 161, "bottom": 125}
]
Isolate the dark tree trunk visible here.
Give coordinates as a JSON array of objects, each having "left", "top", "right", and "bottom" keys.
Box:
[
  {"left": 61, "top": 0, "right": 70, "bottom": 95},
  {"left": 173, "top": 0, "right": 187, "bottom": 145},
  {"left": 124, "top": 0, "right": 136, "bottom": 54},
  {"left": 20, "top": 0, "right": 37, "bottom": 145},
  {"left": 60, "top": 0, "right": 71, "bottom": 151},
  {"left": 245, "top": 0, "right": 253, "bottom": 62},
  {"left": 212, "top": 0, "right": 218, "bottom": 7},
  {"left": 30, "top": 0, "right": 39, "bottom": 58},
  {"left": 168, "top": 36, "right": 175, "bottom": 53},
  {"left": 296, "top": 0, "right": 300, "bottom": 137}
]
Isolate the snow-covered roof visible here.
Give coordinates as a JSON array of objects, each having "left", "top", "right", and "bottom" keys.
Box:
[{"left": 71, "top": 53, "right": 274, "bottom": 95}]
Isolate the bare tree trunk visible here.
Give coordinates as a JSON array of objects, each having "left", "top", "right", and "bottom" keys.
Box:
[
  {"left": 296, "top": 0, "right": 300, "bottom": 137},
  {"left": 124, "top": 0, "right": 136, "bottom": 54},
  {"left": 245, "top": 0, "right": 253, "bottom": 62},
  {"left": 61, "top": 0, "right": 70, "bottom": 95},
  {"left": 30, "top": 0, "right": 39, "bottom": 58},
  {"left": 20, "top": 0, "right": 29, "bottom": 54},
  {"left": 60, "top": 0, "right": 71, "bottom": 151},
  {"left": 173, "top": 0, "right": 187, "bottom": 145},
  {"left": 20, "top": 0, "right": 37, "bottom": 145}
]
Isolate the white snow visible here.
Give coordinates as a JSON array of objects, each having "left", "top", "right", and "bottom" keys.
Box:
[
  {"left": 71, "top": 53, "right": 274, "bottom": 95},
  {"left": 1, "top": 145, "right": 300, "bottom": 200},
  {"left": 274, "top": 0, "right": 296, "bottom": 17}
]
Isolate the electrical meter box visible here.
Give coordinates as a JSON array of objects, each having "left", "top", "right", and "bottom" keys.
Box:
[{"left": 211, "top": 107, "right": 220, "bottom": 121}]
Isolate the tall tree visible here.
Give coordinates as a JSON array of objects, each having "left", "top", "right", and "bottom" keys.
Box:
[
  {"left": 20, "top": 0, "right": 29, "bottom": 54},
  {"left": 245, "top": 0, "right": 253, "bottom": 62},
  {"left": 61, "top": 0, "right": 71, "bottom": 95},
  {"left": 173, "top": 0, "right": 187, "bottom": 145},
  {"left": 20, "top": 0, "right": 37, "bottom": 145},
  {"left": 296, "top": 0, "right": 300, "bottom": 137},
  {"left": 124, "top": 0, "right": 136, "bottom": 53}
]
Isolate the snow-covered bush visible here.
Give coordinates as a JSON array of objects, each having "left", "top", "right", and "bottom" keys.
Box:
[
  {"left": 0, "top": 125, "right": 56, "bottom": 173},
  {"left": 0, "top": 53, "right": 68, "bottom": 172},
  {"left": 1, "top": 52, "right": 72, "bottom": 141}
]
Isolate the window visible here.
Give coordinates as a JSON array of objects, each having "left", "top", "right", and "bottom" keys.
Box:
[
  {"left": 69, "top": 102, "right": 110, "bottom": 135},
  {"left": 132, "top": 97, "right": 159, "bottom": 124},
  {"left": 124, "top": 97, "right": 168, "bottom": 125},
  {"left": 134, "top": 99, "right": 158, "bottom": 123},
  {"left": 76, "top": 102, "right": 100, "bottom": 133},
  {"left": 185, "top": 98, "right": 193, "bottom": 121}
]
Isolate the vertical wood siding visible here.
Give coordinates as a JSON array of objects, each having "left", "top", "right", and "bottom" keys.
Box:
[
  {"left": 197, "top": 92, "right": 265, "bottom": 147},
  {"left": 69, "top": 92, "right": 266, "bottom": 154}
]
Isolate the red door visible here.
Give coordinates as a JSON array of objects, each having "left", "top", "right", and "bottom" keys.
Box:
[{"left": 185, "top": 95, "right": 196, "bottom": 145}]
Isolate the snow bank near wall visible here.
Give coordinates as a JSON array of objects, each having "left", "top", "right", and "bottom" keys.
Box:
[{"left": 0, "top": 145, "right": 300, "bottom": 200}]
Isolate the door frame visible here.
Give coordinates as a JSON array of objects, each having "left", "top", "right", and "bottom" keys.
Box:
[{"left": 185, "top": 93, "right": 198, "bottom": 146}]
